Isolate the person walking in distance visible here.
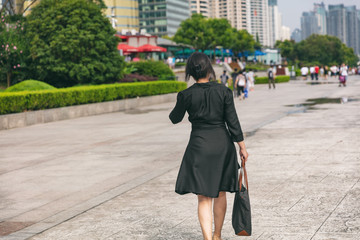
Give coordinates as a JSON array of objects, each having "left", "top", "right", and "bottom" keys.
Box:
[
  {"left": 314, "top": 65, "right": 319, "bottom": 80},
  {"left": 310, "top": 66, "right": 315, "bottom": 80},
  {"left": 169, "top": 52, "right": 249, "bottom": 240},
  {"left": 220, "top": 70, "right": 229, "bottom": 86},
  {"left": 301, "top": 66, "right": 309, "bottom": 80},
  {"left": 268, "top": 65, "right": 276, "bottom": 89},
  {"left": 247, "top": 70, "right": 255, "bottom": 91},
  {"left": 231, "top": 68, "right": 239, "bottom": 97},
  {"left": 235, "top": 71, "right": 247, "bottom": 100},
  {"left": 339, "top": 63, "right": 348, "bottom": 87}
]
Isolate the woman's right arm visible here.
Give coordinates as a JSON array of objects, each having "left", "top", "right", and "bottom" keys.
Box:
[
  {"left": 169, "top": 92, "right": 186, "bottom": 124},
  {"left": 238, "top": 141, "right": 248, "bottom": 162}
]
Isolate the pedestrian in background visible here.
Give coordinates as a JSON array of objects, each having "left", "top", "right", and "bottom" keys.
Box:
[
  {"left": 231, "top": 68, "right": 239, "bottom": 97},
  {"left": 268, "top": 65, "right": 276, "bottom": 89},
  {"left": 310, "top": 66, "right": 315, "bottom": 80},
  {"left": 247, "top": 70, "right": 255, "bottom": 91},
  {"left": 220, "top": 70, "right": 229, "bottom": 86},
  {"left": 235, "top": 71, "right": 247, "bottom": 100},
  {"left": 301, "top": 66, "right": 308, "bottom": 80},
  {"left": 339, "top": 63, "right": 348, "bottom": 87},
  {"left": 315, "top": 65, "right": 319, "bottom": 80},
  {"left": 169, "top": 52, "right": 249, "bottom": 240},
  {"left": 324, "top": 66, "right": 329, "bottom": 80}
]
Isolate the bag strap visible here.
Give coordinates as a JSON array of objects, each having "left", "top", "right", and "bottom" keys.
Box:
[{"left": 239, "top": 160, "right": 249, "bottom": 192}]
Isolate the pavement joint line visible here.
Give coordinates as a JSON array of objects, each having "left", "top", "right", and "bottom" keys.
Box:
[
  {"left": 287, "top": 195, "right": 305, "bottom": 212},
  {"left": 309, "top": 177, "right": 359, "bottom": 239},
  {"left": 2, "top": 162, "right": 180, "bottom": 240}
]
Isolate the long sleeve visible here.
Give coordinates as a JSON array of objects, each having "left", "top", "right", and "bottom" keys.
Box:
[
  {"left": 169, "top": 92, "right": 186, "bottom": 124},
  {"left": 224, "top": 88, "right": 244, "bottom": 142}
]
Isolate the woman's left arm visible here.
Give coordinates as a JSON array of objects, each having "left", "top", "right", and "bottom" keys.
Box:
[{"left": 169, "top": 92, "right": 186, "bottom": 124}]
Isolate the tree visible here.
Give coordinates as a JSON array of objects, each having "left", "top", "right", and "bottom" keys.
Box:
[
  {"left": 224, "top": 28, "right": 255, "bottom": 58},
  {"left": 207, "top": 18, "right": 232, "bottom": 60},
  {"left": 0, "top": 13, "right": 27, "bottom": 87},
  {"left": 275, "top": 39, "right": 296, "bottom": 63},
  {"left": 174, "top": 14, "right": 213, "bottom": 51},
  {"left": 25, "top": 0, "right": 124, "bottom": 87}
]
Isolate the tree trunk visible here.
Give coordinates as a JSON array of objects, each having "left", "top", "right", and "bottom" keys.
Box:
[{"left": 7, "top": 71, "right": 11, "bottom": 88}]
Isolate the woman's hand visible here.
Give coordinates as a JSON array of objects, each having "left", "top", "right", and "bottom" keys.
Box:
[
  {"left": 240, "top": 148, "right": 248, "bottom": 163},
  {"left": 237, "top": 141, "right": 249, "bottom": 163}
]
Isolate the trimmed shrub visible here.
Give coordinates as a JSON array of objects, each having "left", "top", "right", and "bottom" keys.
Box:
[
  {"left": 0, "top": 81, "right": 187, "bottom": 114},
  {"left": 5, "top": 80, "right": 57, "bottom": 92},
  {"left": 128, "top": 61, "right": 175, "bottom": 80},
  {"left": 254, "top": 75, "right": 290, "bottom": 84}
]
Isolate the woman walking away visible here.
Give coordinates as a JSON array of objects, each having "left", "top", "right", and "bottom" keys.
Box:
[{"left": 169, "top": 52, "right": 249, "bottom": 240}]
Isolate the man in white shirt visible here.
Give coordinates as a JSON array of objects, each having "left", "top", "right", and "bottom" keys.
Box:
[
  {"left": 309, "top": 66, "right": 315, "bottom": 80},
  {"left": 301, "top": 66, "right": 309, "bottom": 80}
]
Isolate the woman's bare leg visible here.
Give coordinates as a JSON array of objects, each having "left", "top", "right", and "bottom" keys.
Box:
[
  {"left": 198, "top": 195, "right": 213, "bottom": 240},
  {"left": 213, "top": 192, "right": 227, "bottom": 238}
]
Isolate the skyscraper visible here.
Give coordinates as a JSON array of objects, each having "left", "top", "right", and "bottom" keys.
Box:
[
  {"left": 301, "top": 11, "right": 318, "bottom": 40},
  {"left": 249, "top": 0, "right": 270, "bottom": 46},
  {"left": 189, "top": 0, "right": 211, "bottom": 18},
  {"left": 327, "top": 4, "right": 347, "bottom": 43},
  {"left": 104, "top": 0, "right": 139, "bottom": 31},
  {"left": 211, "top": 0, "right": 250, "bottom": 31},
  {"left": 314, "top": 2, "right": 327, "bottom": 35},
  {"left": 268, "top": 0, "right": 282, "bottom": 46},
  {"left": 291, "top": 28, "right": 302, "bottom": 43},
  {"left": 345, "top": 6, "right": 359, "bottom": 55},
  {"left": 138, "top": 0, "right": 189, "bottom": 37}
]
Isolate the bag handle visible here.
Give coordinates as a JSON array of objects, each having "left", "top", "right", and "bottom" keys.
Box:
[{"left": 239, "top": 160, "right": 249, "bottom": 192}]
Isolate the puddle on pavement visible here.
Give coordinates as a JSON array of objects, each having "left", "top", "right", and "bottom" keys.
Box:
[
  {"left": 306, "top": 82, "right": 337, "bottom": 85},
  {"left": 125, "top": 107, "right": 170, "bottom": 114},
  {"left": 286, "top": 97, "right": 360, "bottom": 110}
]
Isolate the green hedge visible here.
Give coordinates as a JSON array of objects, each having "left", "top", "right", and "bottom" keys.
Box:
[
  {"left": 0, "top": 81, "right": 187, "bottom": 115},
  {"left": 255, "top": 75, "right": 290, "bottom": 84}
]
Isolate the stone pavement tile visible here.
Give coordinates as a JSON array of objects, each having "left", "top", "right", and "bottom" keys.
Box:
[
  {"left": 312, "top": 233, "right": 360, "bottom": 240},
  {"left": 255, "top": 232, "right": 314, "bottom": 240}
]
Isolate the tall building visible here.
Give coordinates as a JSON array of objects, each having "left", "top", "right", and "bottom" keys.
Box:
[
  {"left": 280, "top": 26, "right": 290, "bottom": 41},
  {"left": 327, "top": 4, "right": 347, "bottom": 43},
  {"left": 268, "top": 0, "right": 282, "bottom": 46},
  {"left": 139, "top": 0, "right": 189, "bottom": 37},
  {"left": 211, "top": 0, "right": 250, "bottom": 31},
  {"left": 346, "top": 6, "right": 359, "bottom": 55},
  {"left": 104, "top": 0, "right": 139, "bottom": 31},
  {"left": 314, "top": 2, "right": 327, "bottom": 35},
  {"left": 189, "top": 0, "right": 211, "bottom": 17},
  {"left": 301, "top": 11, "right": 318, "bottom": 40},
  {"left": 248, "top": 0, "right": 270, "bottom": 46},
  {"left": 291, "top": 28, "right": 302, "bottom": 42}
]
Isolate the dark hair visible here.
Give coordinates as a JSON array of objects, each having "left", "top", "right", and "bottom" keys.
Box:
[{"left": 185, "top": 52, "right": 216, "bottom": 81}]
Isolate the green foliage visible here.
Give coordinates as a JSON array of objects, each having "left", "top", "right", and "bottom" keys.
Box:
[
  {"left": 0, "top": 81, "right": 187, "bottom": 114},
  {"left": 25, "top": 0, "right": 125, "bottom": 87},
  {"left": 0, "top": 13, "right": 28, "bottom": 87},
  {"left": 127, "top": 61, "right": 175, "bottom": 80},
  {"left": 276, "top": 35, "right": 358, "bottom": 66},
  {"left": 174, "top": 14, "right": 212, "bottom": 51},
  {"left": 174, "top": 14, "right": 256, "bottom": 53},
  {"left": 255, "top": 75, "right": 290, "bottom": 84},
  {"left": 4, "top": 80, "right": 56, "bottom": 92}
]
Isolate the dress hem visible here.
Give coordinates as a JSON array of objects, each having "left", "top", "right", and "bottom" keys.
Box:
[{"left": 175, "top": 188, "right": 239, "bottom": 198}]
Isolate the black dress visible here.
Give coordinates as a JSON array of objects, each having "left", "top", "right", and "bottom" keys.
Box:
[{"left": 169, "top": 81, "right": 244, "bottom": 198}]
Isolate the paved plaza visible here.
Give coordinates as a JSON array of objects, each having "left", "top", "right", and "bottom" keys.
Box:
[{"left": 0, "top": 77, "right": 359, "bottom": 240}]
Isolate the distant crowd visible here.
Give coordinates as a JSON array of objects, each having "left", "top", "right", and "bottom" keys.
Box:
[{"left": 300, "top": 64, "right": 360, "bottom": 87}]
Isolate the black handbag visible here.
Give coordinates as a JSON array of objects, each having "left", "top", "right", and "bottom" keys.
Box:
[{"left": 232, "top": 160, "right": 252, "bottom": 236}]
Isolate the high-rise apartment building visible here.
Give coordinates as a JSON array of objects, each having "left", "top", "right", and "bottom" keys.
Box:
[
  {"left": 291, "top": 28, "right": 302, "bottom": 43},
  {"left": 211, "top": 0, "right": 250, "bottom": 31},
  {"left": 327, "top": 4, "right": 347, "bottom": 44},
  {"left": 189, "top": 0, "right": 211, "bottom": 17},
  {"left": 268, "top": 0, "right": 282, "bottom": 46},
  {"left": 139, "top": 0, "right": 189, "bottom": 37},
  {"left": 104, "top": 0, "right": 139, "bottom": 31},
  {"left": 301, "top": 11, "right": 318, "bottom": 40},
  {"left": 314, "top": 2, "right": 327, "bottom": 35},
  {"left": 345, "top": 6, "right": 359, "bottom": 55},
  {"left": 249, "top": 0, "right": 270, "bottom": 46}
]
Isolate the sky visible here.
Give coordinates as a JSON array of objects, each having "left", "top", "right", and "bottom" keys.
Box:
[{"left": 277, "top": 0, "right": 360, "bottom": 33}]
